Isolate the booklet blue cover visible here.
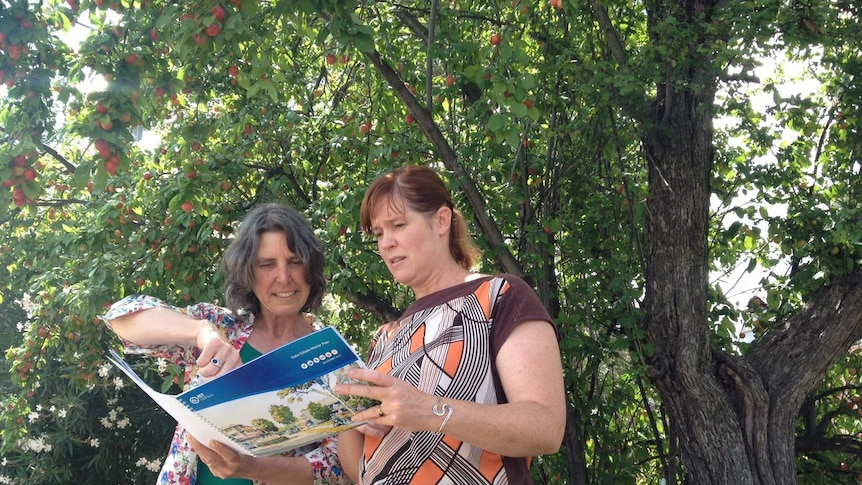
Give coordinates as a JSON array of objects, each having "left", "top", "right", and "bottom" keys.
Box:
[
  {"left": 108, "top": 326, "right": 371, "bottom": 457},
  {"left": 179, "top": 326, "right": 358, "bottom": 410}
]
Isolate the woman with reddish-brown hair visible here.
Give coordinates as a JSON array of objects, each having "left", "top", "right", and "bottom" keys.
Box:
[{"left": 336, "top": 165, "right": 566, "bottom": 484}]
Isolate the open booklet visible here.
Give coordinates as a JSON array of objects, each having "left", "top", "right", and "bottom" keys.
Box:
[{"left": 107, "top": 326, "right": 373, "bottom": 457}]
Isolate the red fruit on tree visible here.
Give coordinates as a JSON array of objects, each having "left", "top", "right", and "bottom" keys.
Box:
[
  {"left": 96, "top": 102, "right": 109, "bottom": 113},
  {"left": 95, "top": 139, "right": 111, "bottom": 158},
  {"left": 205, "top": 22, "right": 222, "bottom": 37},
  {"left": 325, "top": 54, "right": 337, "bottom": 65},
  {"left": 143, "top": 171, "right": 153, "bottom": 181},
  {"left": 211, "top": 5, "right": 226, "bottom": 21},
  {"left": 228, "top": 65, "right": 239, "bottom": 77},
  {"left": 7, "top": 44, "right": 24, "bottom": 61},
  {"left": 181, "top": 201, "right": 194, "bottom": 213},
  {"left": 405, "top": 113, "right": 415, "bottom": 124},
  {"left": 445, "top": 74, "right": 455, "bottom": 86},
  {"left": 148, "top": 28, "right": 158, "bottom": 42},
  {"left": 490, "top": 33, "right": 501, "bottom": 46},
  {"left": 186, "top": 170, "right": 198, "bottom": 179},
  {"left": 23, "top": 168, "right": 36, "bottom": 180}
]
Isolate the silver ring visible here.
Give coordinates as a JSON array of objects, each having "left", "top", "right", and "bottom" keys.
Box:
[{"left": 211, "top": 358, "right": 223, "bottom": 368}]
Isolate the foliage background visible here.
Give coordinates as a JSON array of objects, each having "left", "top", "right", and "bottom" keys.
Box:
[{"left": 1, "top": 0, "right": 861, "bottom": 483}]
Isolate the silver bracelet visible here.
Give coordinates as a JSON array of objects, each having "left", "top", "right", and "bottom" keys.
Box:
[{"left": 433, "top": 396, "right": 453, "bottom": 434}]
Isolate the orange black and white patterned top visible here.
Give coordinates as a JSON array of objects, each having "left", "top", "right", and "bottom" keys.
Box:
[{"left": 360, "top": 274, "right": 556, "bottom": 485}]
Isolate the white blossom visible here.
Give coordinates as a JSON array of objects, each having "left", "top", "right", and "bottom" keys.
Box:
[
  {"left": 19, "top": 436, "right": 52, "bottom": 453},
  {"left": 89, "top": 438, "right": 99, "bottom": 448},
  {"left": 27, "top": 412, "right": 39, "bottom": 423}
]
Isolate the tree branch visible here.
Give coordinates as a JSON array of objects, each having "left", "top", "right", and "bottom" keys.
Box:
[
  {"left": 749, "top": 271, "right": 862, "bottom": 403},
  {"left": 40, "top": 142, "right": 76, "bottom": 174},
  {"left": 425, "top": 0, "right": 439, "bottom": 112},
  {"left": 589, "top": 0, "right": 628, "bottom": 68}
]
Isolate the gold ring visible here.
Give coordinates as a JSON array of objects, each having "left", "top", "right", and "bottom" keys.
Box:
[{"left": 377, "top": 404, "right": 385, "bottom": 417}]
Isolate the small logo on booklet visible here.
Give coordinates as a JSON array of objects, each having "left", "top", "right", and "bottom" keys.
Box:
[{"left": 301, "top": 348, "right": 339, "bottom": 369}]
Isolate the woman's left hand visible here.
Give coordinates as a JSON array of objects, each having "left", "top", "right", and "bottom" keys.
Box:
[
  {"left": 188, "top": 433, "right": 250, "bottom": 479},
  {"left": 335, "top": 368, "right": 439, "bottom": 435},
  {"left": 188, "top": 433, "right": 315, "bottom": 485}
]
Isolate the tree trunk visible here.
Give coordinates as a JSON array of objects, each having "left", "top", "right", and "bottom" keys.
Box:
[
  {"left": 643, "top": 77, "right": 762, "bottom": 483},
  {"left": 641, "top": 10, "right": 862, "bottom": 483}
]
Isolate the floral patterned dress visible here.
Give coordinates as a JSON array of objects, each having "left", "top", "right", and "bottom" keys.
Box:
[{"left": 102, "top": 295, "right": 350, "bottom": 485}]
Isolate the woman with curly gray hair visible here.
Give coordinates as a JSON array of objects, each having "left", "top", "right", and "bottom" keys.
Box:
[{"left": 103, "top": 203, "right": 349, "bottom": 485}]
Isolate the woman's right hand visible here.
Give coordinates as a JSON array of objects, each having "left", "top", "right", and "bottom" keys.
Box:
[{"left": 195, "top": 323, "right": 240, "bottom": 378}]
